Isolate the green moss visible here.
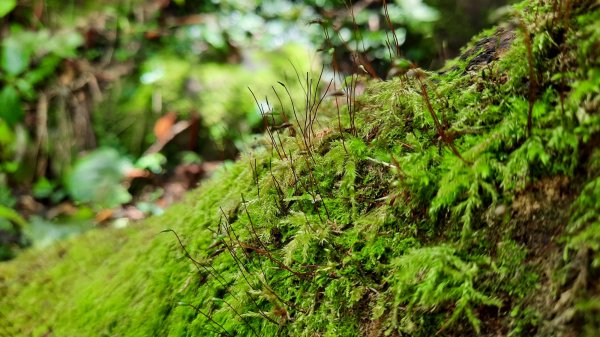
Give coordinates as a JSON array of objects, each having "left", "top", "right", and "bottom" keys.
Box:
[{"left": 1, "top": 1, "right": 599, "bottom": 336}]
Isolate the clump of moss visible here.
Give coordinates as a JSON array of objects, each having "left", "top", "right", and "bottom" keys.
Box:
[{"left": 1, "top": 1, "right": 599, "bottom": 336}]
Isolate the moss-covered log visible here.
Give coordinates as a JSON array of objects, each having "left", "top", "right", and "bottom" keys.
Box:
[{"left": 1, "top": 1, "right": 599, "bottom": 336}]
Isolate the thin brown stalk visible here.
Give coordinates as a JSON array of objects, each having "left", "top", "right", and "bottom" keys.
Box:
[
  {"left": 563, "top": 0, "right": 571, "bottom": 31},
  {"left": 268, "top": 158, "right": 287, "bottom": 214},
  {"left": 217, "top": 213, "right": 281, "bottom": 327},
  {"left": 240, "top": 194, "right": 313, "bottom": 278},
  {"left": 414, "top": 75, "right": 468, "bottom": 164},
  {"left": 176, "top": 302, "right": 234, "bottom": 337},
  {"left": 249, "top": 157, "right": 260, "bottom": 197},
  {"left": 383, "top": 0, "right": 401, "bottom": 57},
  {"left": 307, "top": 66, "right": 330, "bottom": 136},
  {"left": 219, "top": 212, "right": 307, "bottom": 316},
  {"left": 161, "top": 230, "right": 260, "bottom": 336},
  {"left": 343, "top": 74, "right": 357, "bottom": 136},
  {"left": 160, "top": 229, "right": 230, "bottom": 289},
  {"left": 305, "top": 73, "right": 313, "bottom": 141},
  {"left": 518, "top": 19, "right": 537, "bottom": 137},
  {"left": 265, "top": 98, "right": 289, "bottom": 161},
  {"left": 332, "top": 74, "right": 349, "bottom": 154},
  {"left": 278, "top": 82, "right": 315, "bottom": 161},
  {"left": 301, "top": 156, "right": 331, "bottom": 220},
  {"left": 272, "top": 86, "right": 295, "bottom": 137},
  {"left": 287, "top": 150, "right": 325, "bottom": 224},
  {"left": 248, "top": 87, "right": 284, "bottom": 160}
]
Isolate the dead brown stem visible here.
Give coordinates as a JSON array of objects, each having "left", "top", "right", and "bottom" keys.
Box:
[{"left": 414, "top": 75, "right": 468, "bottom": 164}]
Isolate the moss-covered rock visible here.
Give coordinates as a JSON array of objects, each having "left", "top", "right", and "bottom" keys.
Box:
[{"left": 1, "top": 1, "right": 598, "bottom": 336}]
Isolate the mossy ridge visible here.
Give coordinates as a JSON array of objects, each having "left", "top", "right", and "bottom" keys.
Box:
[{"left": 1, "top": 0, "right": 599, "bottom": 336}]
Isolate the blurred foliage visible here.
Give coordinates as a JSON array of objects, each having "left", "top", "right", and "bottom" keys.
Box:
[
  {"left": 0, "top": 0, "right": 509, "bottom": 259},
  {"left": 0, "top": 26, "right": 83, "bottom": 123},
  {"left": 0, "top": 1, "right": 17, "bottom": 18},
  {"left": 66, "top": 148, "right": 134, "bottom": 209},
  {"left": 310, "top": 0, "right": 439, "bottom": 74},
  {"left": 24, "top": 215, "right": 93, "bottom": 248},
  {"left": 307, "top": 0, "right": 511, "bottom": 75},
  {"left": 0, "top": 174, "right": 26, "bottom": 260}
]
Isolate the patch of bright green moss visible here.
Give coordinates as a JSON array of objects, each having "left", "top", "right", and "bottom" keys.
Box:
[{"left": 1, "top": 1, "right": 599, "bottom": 336}]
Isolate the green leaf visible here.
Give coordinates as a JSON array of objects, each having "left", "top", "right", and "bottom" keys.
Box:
[
  {"left": 0, "top": 0, "right": 16, "bottom": 18},
  {"left": 1, "top": 36, "right": 30, "bottom": 76},
  {"left": 32, "top": 177, "right": 56, "bottom": 199},
  {"left": 23, "top": 55, "right": 62, "bottom": 87},
  {"left": 46, "top": 30, "right": 84, "bottom": 58},
  {"left": 0, "top": 204, "right": 27, "bottom": 228},
  {"left": 66, "top": 148, "right": 134, "bottom": 209},
  {"left": 0, "top": 118, "right": 15, "bottom": 146},
  {"left": 135, "top": 153, "right": 166, "bottom": 174},
  {"left": 0, "top": 86, "right": 24, "bottom": 126}
]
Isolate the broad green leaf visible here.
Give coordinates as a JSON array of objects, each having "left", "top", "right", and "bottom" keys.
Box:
[
  {"left": 0, "top": 0, "right": 16, "bottom": 18},
  {"left": 0, "top": 86, "right": 24, "bottom": 126},
  {"left": 1, "top": 37, "right": 30, "bottom": 76},
  {"left": 46, "top": 30, "right": 84, "bottom": 58},
  {"left": 0, "top": 118, "right": 15, "bottom": 146},
  {"left": 65, "top": 148, "right": 134, "bottom": 209},
  {"left": 135, "top": 153, "right": 166, "bottom": 174}
]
